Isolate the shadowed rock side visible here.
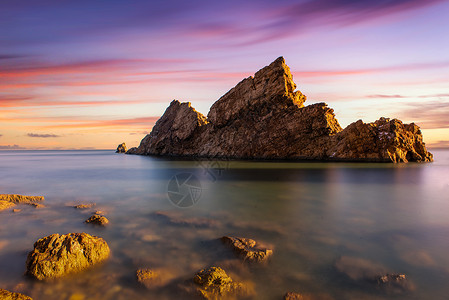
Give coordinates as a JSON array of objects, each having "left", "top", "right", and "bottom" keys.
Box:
[{"left": 127, "top": 57, "right": 432, "bottom": 162}]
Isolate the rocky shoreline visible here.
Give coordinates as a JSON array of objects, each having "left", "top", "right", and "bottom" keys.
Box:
[
  {"left": 0, "top": 193, "right": 418, "bottom": 299},
  {"left": 125, "top": 57, "right": 432, "bottom": 163}
]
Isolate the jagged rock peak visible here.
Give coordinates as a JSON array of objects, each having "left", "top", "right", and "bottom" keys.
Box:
[
  {"left": 126, "top": 57, "right": 433, "bottom": 163},
  {"left": 207, "top": 56, "right": 306, "bottom": 127}
]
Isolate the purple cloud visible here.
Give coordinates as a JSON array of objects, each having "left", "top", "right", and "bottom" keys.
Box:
[{"left": 0, "top": 144, "right": 26, "bottom": 150}]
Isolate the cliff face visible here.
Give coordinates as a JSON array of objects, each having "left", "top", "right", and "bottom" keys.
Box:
[{"left": 127, "top": 57, "right": 432, "bottom": 162}]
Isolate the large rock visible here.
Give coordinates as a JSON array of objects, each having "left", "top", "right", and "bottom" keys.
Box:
[
  {"left": 116, "top": 142, "right": 127, "bottom": 153},
  {"left": 0, "top": 289, "right": 32, "bottom": 300},
  {"left": 0, "top": 194, "right": 44, "bottom": 204},
  {"left": 26, "top": 233, "right": 110, "bottom": 280},
  {"left": 126, "top": 57, "right": 432, "bottom": 162}
]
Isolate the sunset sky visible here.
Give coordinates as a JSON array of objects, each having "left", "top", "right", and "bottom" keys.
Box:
[{"left": 1, "top": 0, "right": 448, "bottom": 150}]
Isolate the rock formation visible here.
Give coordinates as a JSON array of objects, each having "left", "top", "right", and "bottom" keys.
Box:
[
  {"left": 126, "top": 57, "right": 432, "bottom": 162},
  {"left": 116, "top": 142, "right": 127, "bottom": 153},
  {"left": 0, "top": 194, "right": 44, "bottom": 204},
  {"left": 26, "top": 233, "right": 110, "bottom": 280},
  {"left": 0, "top": 289, "right": 32, "bottom": 300},
  {"left": 221, "top": 236, "right": 273, "bottom": 263}
]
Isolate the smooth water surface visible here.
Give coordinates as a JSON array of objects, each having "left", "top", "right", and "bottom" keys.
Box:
[{"left": 0, "top": 150, "right": 448, "bottom": 299}]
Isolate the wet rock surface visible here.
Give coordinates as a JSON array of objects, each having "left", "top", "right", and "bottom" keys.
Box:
[
  {"left": 85, "top": 214, "right": 109, "bottom": 226},
  {"left": 192, "top": 267, "right": 248, "bottom": 300},
  {"left": 126, "top": 57, "right": 432, "bottom": 162},
  {"left": 221, "top": 236, "right": 273, "bottom": 262},
  {"left": 0, "top": 289, "right": 32, "bottom": 300},
  {"left": 116, "top": 143, "right": 127, "bottom": 153},
  {"left": 284, "top": 292, "right": 304, "bottom": 300},
  {"left": 26, "top": 233, "right": 110, "bottom": 280}
]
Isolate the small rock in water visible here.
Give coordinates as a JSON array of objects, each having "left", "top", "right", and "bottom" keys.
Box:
[
  {"left": 0, "top": 288, "right": 32, "bottom": 300},
  {"left": 0, "top": 200, "right": 16, "bottom": 211},
  {"left": 26, "top": 232, "right": 110, "bottom": 280},
  {"left": 335, "top": 256, "right": 414, "bottom": 293},
  {"left": 116, "top": 143, "right": 127, "bottom": 153},
  {"left": 284, "top": 292, "right": 304, "bottom": 300},
  {"left": 0, "top": 194, "right": 44, "bottom": 204},
  {"left": 193, "top": 267, "right": 247, "bottom": 300},
  {"left": 74, "top": 203, "right": 96, "bottom": 209},
  {"left": 28, "top": 203, "right": 45, "bottom": 209},
  {"left": 136, "top": 268, "right": 159, "bottom": 289},
  {"left": 12, "top": 208, "right": 22, "bottom": 213},
  {"left": 85, "top": 214, "right": 109, "bottom": 226},
  {"left": 221, "top": 236, "right": 273, "bottom": 262},
  {"left": 375, "top": 273, "right": 414, "bottom": 293}
]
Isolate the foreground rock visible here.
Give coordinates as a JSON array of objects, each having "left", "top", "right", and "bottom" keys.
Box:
[
  {"left": 85, "top": 214, "right": 109, "bottom": 226},
  {"left": 26, "top": 233, "right": 110, "bottom": 280},
  {"left": 116, "top": 142, "right": 127, "bottom": 153},
  {"left": 0, "top": 289, "right": 32, "bottom": 300},
  {"left": 221, "top": 236, "right": 273, "bottom": 262},
  {"left": 127, "top": 57, "right": 432, "bottom": 163},
  {"left": 335, "top": 256, "right": 414, "bottom": 293},
  {"left": 192, "top": 267, "right": 247, "bottom": 299},
  {"left": 0, "top": 194, "right": 44, "bottom": 204}
]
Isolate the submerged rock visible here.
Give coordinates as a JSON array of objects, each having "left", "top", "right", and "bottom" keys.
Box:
[
  {"left": 127, "top": 57, "right": 432, "bottom": 162},
  {"left": 0, "top": 289, "right": 32, "bottom": 300},
  {"left": 284, "top": 292, "right": 304, "bottom": 300},
  {"left": 116, "top": 143, "right": 127, "bottom": 153},
  {"left": 26, "top": 233, "right": 110, "bottom": 280},
  {"left": 0, "top": 194, "right": 44, "bottom": 204},
  {"left": 193, "top": 267, "right": 247, "bottom": 300},
  {"left": 375, "top": 273, "right": 413, "bottom": 293},
  {"left": 73, "top": 203, "right": 96, "bottom": 209},
  {"left": 335, "top": 256, "right": 414, "bottom": 293},
  {"left": 0, "top": 200, "right": 16, "bottom": 211},
  {"left": 153, "top": 211, "right": 218, "bottom": 228},
  {"left": 221, "top": 236, "right": 273, "bottom": 262},
  {"left": 85, "top": 214, "right": 109, "bottom": 226},
  {"left": 136, "top": 268, "right": 159, "bottom": 289}
]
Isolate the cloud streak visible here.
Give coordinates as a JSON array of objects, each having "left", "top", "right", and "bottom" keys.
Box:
[
  {"left": 399, "top": 101, "right": 449, "bottom": 129},
  {"left": 0, "top": 144, "right": 26, "bottom": 150},
  {"left": 27, "top": 133, "right": 60, "bottom": 138}
]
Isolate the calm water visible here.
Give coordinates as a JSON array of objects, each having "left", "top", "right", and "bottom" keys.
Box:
[{"left": 0, "top": 150, "right": 449, "bottom": 299}]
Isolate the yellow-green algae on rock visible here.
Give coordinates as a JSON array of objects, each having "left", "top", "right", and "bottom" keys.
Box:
[{"left": 26, "top": 233, "right": 110, "bottom": 280}]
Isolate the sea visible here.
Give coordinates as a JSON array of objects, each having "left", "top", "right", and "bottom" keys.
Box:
[{"left": 0, "top": 149, "right": 448, "bottom": 300}]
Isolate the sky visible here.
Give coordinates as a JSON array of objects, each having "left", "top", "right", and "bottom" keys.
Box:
[{"left": 1, "top": 0, "right": 448, "bottom": 150}]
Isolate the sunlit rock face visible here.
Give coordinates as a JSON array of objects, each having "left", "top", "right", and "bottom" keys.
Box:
[{"left": 127, "top": 57, "right": 432, "bottom": 162}]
